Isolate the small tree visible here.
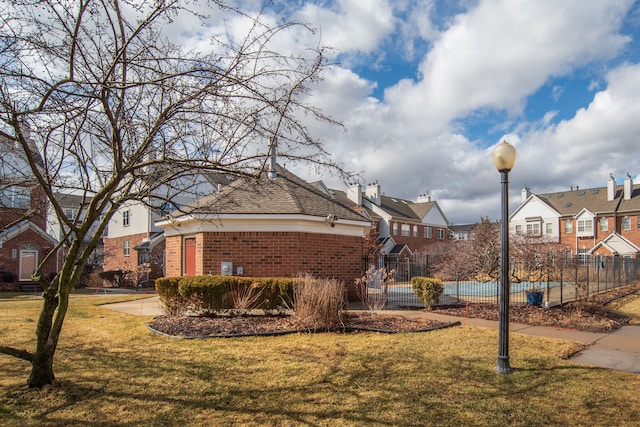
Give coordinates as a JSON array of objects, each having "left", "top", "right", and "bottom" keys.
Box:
[
  {"left": 354, "top": 267, "right": 395, "bottom": 312},
  {"left": 0, "top": 1, "right": 344, "bottom": 388}
]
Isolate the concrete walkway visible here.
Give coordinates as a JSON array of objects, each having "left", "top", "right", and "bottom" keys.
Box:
[{"left": 102, "top": 296, "right": 640, "bottom": 374}]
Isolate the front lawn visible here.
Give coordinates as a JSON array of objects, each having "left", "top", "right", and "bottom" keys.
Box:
[{"left": 1, "top": 296, "right": 639, "bottom": 426}]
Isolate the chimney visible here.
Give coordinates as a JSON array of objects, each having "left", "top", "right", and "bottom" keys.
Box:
[
  {"left": 267, "top": 139, "right": 277, "bottom": 180},
  {"left": 365, "top": 181, "right": 381, "bottom": 205},
  {"left": 416, "top": 193, "right": 431, "bottom": 203},
  {"left": 624, "top": 172, "right": 633, "bottom": 200},
  {"left": 346, "top": 183, "right": 362, "bottom": 205},
  {"left": 607, "top": 174, "right": 616, "bottom": 201},
  {"left": 521, "top": 185, "right": 532, "bottom": 203}
]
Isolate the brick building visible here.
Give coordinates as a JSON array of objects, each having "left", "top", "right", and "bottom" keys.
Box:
[
  {"left": 0, "top": 137, "right": 57, "bottom": 285},
  {"left": 331, "top": 182, "right": 450, "bottom": 263},
  {"left": 510, "top": 174, "right": 640, "bottom": 260},
  {"left": 156, "top": 166, "right": 371, "bottom": 283}
]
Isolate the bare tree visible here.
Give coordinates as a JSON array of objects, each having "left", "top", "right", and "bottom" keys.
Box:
[{"left": 0, "top": 0, "right": 343, "bottom": 388}]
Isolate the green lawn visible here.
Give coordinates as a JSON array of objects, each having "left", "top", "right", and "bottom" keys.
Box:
[{"left": 1, "top": 296, "right": 639, "bottom": 426}]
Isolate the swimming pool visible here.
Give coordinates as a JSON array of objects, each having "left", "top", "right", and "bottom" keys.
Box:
[{"left": 389, "top": 281, "right": 563, "bottom": 297}]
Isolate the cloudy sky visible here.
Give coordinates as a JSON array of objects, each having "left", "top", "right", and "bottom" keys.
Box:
[{"left": 195, "top": 0, "right": 640, "bottom": 224}]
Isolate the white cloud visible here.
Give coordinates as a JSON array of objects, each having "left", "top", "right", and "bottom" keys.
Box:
[
  {"left": 516, "top": 62, "right": 640, "bottom": 192},
  {"left": 399, "top": 0, "right": 632, "bottom": 123},
  {"left": 294, "top": 0, "right": 395, "bottom": 56}
]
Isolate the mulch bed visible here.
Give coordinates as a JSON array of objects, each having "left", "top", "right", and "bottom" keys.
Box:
[
  {"left": 147, "top": 312, "right": 458, "bottom": 338},
  {"left": 148, "top": 283, "right": 640, "bottom": 337}
]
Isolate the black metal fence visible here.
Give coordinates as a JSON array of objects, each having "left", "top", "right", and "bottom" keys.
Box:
[{"left": 378, "top": 255, "right": 640, "bottom": 309}]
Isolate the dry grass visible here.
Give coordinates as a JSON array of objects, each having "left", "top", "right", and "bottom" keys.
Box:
[
  {"left": 608, "top": 294, "right": 640, "bottom": 325},
  {"left": 292, "top": 276, "right": 345, "bottom": 331},
  {"left": 1, "top": 295, "right": 640, "bottom": 426}
]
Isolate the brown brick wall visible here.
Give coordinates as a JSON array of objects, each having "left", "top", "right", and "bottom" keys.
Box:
[
  {"left": 165, "top": 231, "right": 366, "bottom": 284},
  {"left": 0, "top": 228, "right": 56, "bottom": 280},
  {"left": 165, "top": 235, "right": 183, "bottom": 277},
  {"left": 618, "top": 215, "right": 640, "bottom": 244},
  {"left": 388, "top": 220, "right": 446, "bottom": 252},
  {"left": 0, "top": 184, "right": 47, "bottom": 230},
  {"left": 103, "top": 233, "right": 166, "bottom": 283}
]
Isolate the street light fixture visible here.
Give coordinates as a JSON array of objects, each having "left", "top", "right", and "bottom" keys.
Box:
[{"left": 492, "top": 140, "right": 516, "bottom": 374}]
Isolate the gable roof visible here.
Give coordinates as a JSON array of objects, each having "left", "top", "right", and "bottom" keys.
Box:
[
  {"left": 590, "top": 232, "right": 640, "bottom": 256},
  {"left": 371, "top": 195, "right": 449, "bottom": 225},
  {"left": 178, "top": 166, "right": 369, "bottom": 223},
  {"left": 0, "top": 219, "right": 57, "bottom": 246}
]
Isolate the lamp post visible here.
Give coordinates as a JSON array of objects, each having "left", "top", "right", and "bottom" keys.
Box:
[{"left": 493, "top": 140, "right": 516, "bottom": 374}]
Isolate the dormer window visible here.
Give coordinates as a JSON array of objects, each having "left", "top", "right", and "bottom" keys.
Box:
[{"left": 577, "top": 219, "right": 592, "bottom": 233}]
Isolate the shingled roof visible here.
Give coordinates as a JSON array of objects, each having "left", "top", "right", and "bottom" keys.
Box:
[
  {"left": 178, "top": 165, "right": 369, "bottom": 223},
  {"left": 534, "top": 186, "right": 622, "bottom": 216}
]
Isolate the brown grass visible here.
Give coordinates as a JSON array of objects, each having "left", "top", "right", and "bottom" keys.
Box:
[
  {"left": 1, "top": 295, "right": 640, "bottom": 426},
  {"left": 292, "top": 275, "right": 345, "bottom": 331}
]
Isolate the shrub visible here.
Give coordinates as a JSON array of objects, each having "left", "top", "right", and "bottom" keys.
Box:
[
  {"left": 155, "top": 277, "right": 183, "bottom": 315},
  {"left": 155, "top": 275, "right": 297, "bottom": 315},
  {"left": 292, "top": 275, "right": 345, "bottom": 331},
  {"left": 99, "top": 269, "right": 133, "bottom": 287},
  {"left": 354, "top": 267, "right": 395, "bottom": 312},
  {"left": 411, "top": 277, "right": 443, "bottom": 310}
]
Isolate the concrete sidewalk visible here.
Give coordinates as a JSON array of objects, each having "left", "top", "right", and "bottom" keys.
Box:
[
  {"left": 391, "top": 309, "right": 640, "bottom": 374},
  {"left": 102, "top": 296, "right": 640, "bottom": 374}
]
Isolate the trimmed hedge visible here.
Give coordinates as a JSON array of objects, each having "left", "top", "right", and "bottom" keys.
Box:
[
  {"left": 155, "top": 275, "right": 297, "bottom": 315},
  {"left": 411, "top": 277, "right": 443, "bottom": 310}
]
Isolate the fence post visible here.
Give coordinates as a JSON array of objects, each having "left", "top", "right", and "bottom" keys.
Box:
[{"left": 559, "top": 262, "right": 564, "bottom": 305}]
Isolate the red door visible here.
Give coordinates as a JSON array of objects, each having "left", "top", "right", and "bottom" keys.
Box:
[{"left": 184, "top": 238, "right": 196, "bottom": 276}]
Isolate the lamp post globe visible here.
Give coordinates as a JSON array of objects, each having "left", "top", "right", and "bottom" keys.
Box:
[
  {"left": 493, "top": 140, "right": 516, "bottom": 172},
  {"left": 494, "top": 139, "right": 515, "bottom": 374}
]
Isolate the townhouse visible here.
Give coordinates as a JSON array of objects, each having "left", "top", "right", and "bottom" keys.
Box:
[
  {"left": 0, "top": 137, "right": 57, "bottom": 285},
  {"left": 333, "top": 182, "right": 450, "bottom": 258},
  {"left": 510, "top": 174, "right": 640, "bottom": 261}
]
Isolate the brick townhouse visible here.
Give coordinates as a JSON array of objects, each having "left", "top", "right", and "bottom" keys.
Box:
[
  {"left": 510, "top": 173, "right": 640, "bottom": 260},
  {"left": 331, "top": 182, "right": 451, "bottom": 262},
  {"left": 0, "top": 137, "right": 57, "bottom": 285}
]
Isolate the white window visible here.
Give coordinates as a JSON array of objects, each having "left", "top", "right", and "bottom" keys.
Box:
[
  {"left": 600, "top": 218, "right": 608, "bottom": 232},
  {"left": 64, "top": 208, "right": 78, "bottom": 220},
  {"left": 0, "top": 186, "right": 31, "bottom": 209},
  {"left": 526, "top": 223, "right": 540, "bottom": 235},
  {"left": 413, "top": 225, "right": 418, "bottom": 238},
  {"left": 401, "top": 224, "right": 410, "bottom": 237},
  {"left": 577, "top": 219, "right": 593, "bottom": 233},
  {"left": 545, "top": 223, "right": 552, "bottom": 235},
  {"left": 437, "top": 228, "right": 445, "bottom": 240},
  {"left": 123, "top": 210, "right": 131, "bottom": 227},
  {"left": 515, "top": 225, "right": 522, "bottom": 235},
  {"left": 424, "top": 227, "right": 432, "bottom": 239},
  {"left": 565, "top": 220, "right": 573, "bottom": 233},
  {"left": 123, "top": 240, "right": 130, "bottom": 256},
  {"left": 578, "top": 248, "right": 590, "bottom": 265},
  {"left": 622, "top": 217, "right": 631, "bottom": 231},
  {"left": 392, "top": 223, "right": 398, "bottom": 235}
]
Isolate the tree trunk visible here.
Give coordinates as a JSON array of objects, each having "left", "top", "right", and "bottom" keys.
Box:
[
  {"left": 27, "top": 290, "right": 60, "bottom": 388},
  {"left": 28, "top": 347, "right": 56, "bottom": 388}
]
